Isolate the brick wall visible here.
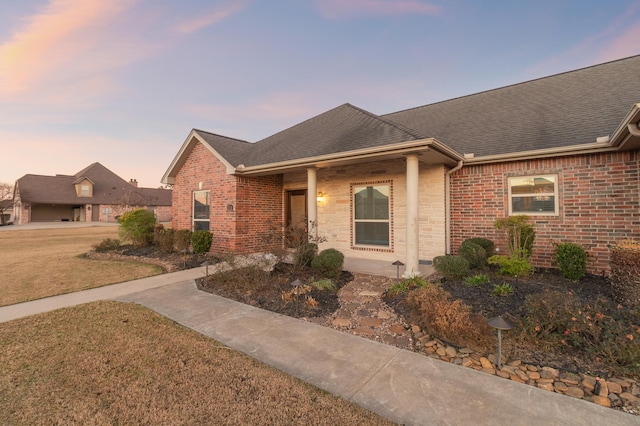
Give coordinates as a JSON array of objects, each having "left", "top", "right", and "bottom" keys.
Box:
[
  {"left": 171, "top": 141, "right": 284, "bottom": 254},
  {"left": 235, "top": 175, "right": 284, "bottom": 253},
  {"left": 450, "top": 150, "right": 640, "bottom": 274}
]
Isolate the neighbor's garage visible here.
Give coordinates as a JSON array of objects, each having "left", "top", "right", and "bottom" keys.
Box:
[{"left": 30, "top": 204, "right": 74, "bottom": 222}]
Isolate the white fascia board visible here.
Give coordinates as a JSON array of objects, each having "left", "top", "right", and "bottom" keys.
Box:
[{"left": 234, "top": 138, "right": 461, "bottom": 175}]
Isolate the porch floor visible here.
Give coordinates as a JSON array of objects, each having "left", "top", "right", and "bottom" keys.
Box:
[{"left": 343, "top": 256, "right": 434, "bottom": 279}]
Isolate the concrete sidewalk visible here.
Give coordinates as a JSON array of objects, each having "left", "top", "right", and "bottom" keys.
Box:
[
  {"left": 0, "top": 269, "right": 636, "bottom": 425},
  {"left": 117, "top": 279, "right": 636, "bottom": 426},
  {"left": 0, "top": 267, "right": 206, "bottom": 323}
]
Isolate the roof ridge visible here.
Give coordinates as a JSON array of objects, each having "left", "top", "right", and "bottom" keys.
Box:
[
  {"left": 254, "top": 103, "right": 353, "bottom": 144},
  {"left": 345, "top": 103, "right": 427, "bottom": 139},
  {"left": 193, "top": 129, "right": 251, "bottom": 144},
  {"left": 383, "top": 54, "right": 640, "bottom": 117}
]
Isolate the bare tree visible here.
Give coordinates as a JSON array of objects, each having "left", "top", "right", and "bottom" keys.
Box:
[{"left": 0, "top": 183, "right": 13, "bottom": 225}]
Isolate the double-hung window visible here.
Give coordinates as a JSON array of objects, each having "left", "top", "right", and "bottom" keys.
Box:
[
  {"left": 353, "top": 184, "right": 390, "bottom": 247},
  {"left": 193, "top": 190, "right": 210, "bottom": 231},
  {"left": 508, "top": 175, "right": 558, "bottom": 215}
]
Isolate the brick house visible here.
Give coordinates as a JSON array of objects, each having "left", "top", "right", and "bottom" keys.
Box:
[
  {"left": 14, "top": 162, "right": 172, "bottom": 224},
  {"left": 163, "top": 56, "right": 640, "bottom": 276}
]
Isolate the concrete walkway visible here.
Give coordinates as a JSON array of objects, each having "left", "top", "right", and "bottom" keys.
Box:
[{"left": 0, "top": 269, "right": 636, "bottom": 425}]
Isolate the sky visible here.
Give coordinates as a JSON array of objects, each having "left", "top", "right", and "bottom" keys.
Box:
[{"left": 1, "top": 0, "right": 639, "bottom": 189}]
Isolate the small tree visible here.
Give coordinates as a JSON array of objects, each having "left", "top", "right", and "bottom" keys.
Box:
[
  {"left": 494, "top": 215, "right": 535, "bottom": 259},
  {"left": 488, "top": 216, "right": 535, "bottom": 277},
  {"left": 0, "top": 183, "right": 13, "bottom": 225},
  {"left": 118, "top": 208, "right": 157, "bottom": 246}
]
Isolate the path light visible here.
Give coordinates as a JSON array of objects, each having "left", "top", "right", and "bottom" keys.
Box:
[
  {"left": 291, "top": 278, "right": 303, "bottom": 316},
  {"left": 487, "top": 316, "right": 514, "bottom": 369},
  {"left": 392, "top": 260, "right": 404, "bottom": 279},
  {"left": 201, "top": 260, "right": 210, "bottom": 279}
]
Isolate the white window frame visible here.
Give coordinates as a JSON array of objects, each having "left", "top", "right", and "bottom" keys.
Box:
[
  {"left": 193, "top": 190, "right": 210, "bottom": 231},
  {"left": 352, "top": 183, "right": 391, "bottom": 248},
  {"left": 508, "top": 174, "right": 559, "bottom": 216}
]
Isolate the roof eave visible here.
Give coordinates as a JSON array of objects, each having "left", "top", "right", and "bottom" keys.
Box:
[
  {"left": 463, "top": 142, "right": 620, "bottom": 165},
  {"left": 609, "top": 103, "right": 640, "bottom": 150},
  {"left": 234, "top": 139, "right": 463, "bottom": 175}
]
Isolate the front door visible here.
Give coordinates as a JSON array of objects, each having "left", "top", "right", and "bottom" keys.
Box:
[{"left": 286, "top": 190, "right": 307, "bottom": 247}]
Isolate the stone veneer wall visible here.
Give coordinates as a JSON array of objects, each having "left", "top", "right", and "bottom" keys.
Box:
[
  {"left": 283, "top": 159, "right": 447, "bottom": 263},
  {"left": 450, "top": 150, "right": 640, "bottom": 274}
]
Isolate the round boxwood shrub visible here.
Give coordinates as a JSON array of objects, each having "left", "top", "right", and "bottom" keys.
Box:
[
  {"left": 432, "top": 255, "right": 470, "bottom": 279},
  {"left": 458, "top": 240, "right": 487, "bottom": 269},
  {"left": 554, "top": 242, "right": 587, "bottom": 281},
  {"left": 192, "top": 230, "right": 213, "bottom": 254},
  {"left": 311, "top": 248, "right": 344, "bottom": 279},
  {"left": 464, "top": 237, "right": 495, "bottom": 256}
]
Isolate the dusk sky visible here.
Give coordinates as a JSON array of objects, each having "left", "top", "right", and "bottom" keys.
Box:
[{"left": 1, "top": 0, "right": 639, "bottom": 188}]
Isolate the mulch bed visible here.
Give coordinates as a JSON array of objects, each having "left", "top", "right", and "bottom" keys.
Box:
[{"left": 197, "top": 263, "right": 354, "bottom": 319}]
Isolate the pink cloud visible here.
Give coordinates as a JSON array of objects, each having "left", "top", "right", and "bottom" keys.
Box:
[
  {"left": 592, "top": 13, "right": 640, "bottom": 63},
  {"left": 525, "top": 4, "right": 640, "bottom": 79},
  {"left": 174, "top": 1, "right": 251, "bottom": 34},
  {"left": 314, "top": 0, "right": 442, "bottom": 19},
  {"left": 0, "top": 0, "right": 159, "bottom": 104}
]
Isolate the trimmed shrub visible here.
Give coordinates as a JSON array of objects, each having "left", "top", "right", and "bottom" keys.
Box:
[
  {"left": 155, "top": 227, "right": 175, "bottom": 253},
  {"left": 610, "top": 240, "right": 640, "bottom": 306},
  {"left": 118, "top": 208, "right": 157, "bottom": 247},
  {"left": 464, "top": 237, "right": 495, "bottom": 256},
  {"left": 93, "top": 238, "right": 120, "bottom": 252},
  {"left": 192, "top": 230, "right": 213, "bottom": 254},
  {"left": 174, "top": 229, "right": 192, "bottom": 253},
  {"left": 554, "top": 242, "right": 587, "bottom": 281},
  {"left": 311, "top": 248, "right": 344, "bottom": 279},
  {"left": 432, "top": 255, "right": 469, "bottom": 279},
  {"left": 458, "top": 240, "right": 487, "bottom": 269}
]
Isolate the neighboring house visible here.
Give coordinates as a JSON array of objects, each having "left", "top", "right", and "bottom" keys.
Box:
[
  {"left": 14, "top": 162, "right": 172, "bottom": 224},
  {"left": 162, "top": 56, "right": 640, "bottom": 276}
]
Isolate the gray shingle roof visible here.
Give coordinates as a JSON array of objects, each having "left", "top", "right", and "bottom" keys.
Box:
[
  {"left": 193, "top": 130, "right": 252, "bottom": 167},
  {"left": 17, "top": 162, "right": 171, "bottom": 206},
  {"left": 172, "top": 55, "right": 640, "bottom": 175},
  {"left": 383, "top": 55, "right": 640, "bottom": 157},
  {"left": 241, "top": 103, "right": 425, "bottom": 167}
]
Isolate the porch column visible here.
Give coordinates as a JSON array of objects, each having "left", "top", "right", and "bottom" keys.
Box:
[
  {"left": 404, "top": 153, "right": 420, "bottom": 277},
  {"left": 307, "top": 168, "right": 318, "bottom": 239}
]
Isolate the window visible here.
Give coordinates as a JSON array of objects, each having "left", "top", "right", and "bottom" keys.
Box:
[
  {"left": 193, "top": 190, "right": 210, "bottom": 231},
  {"left": 80, "top": 185, "right": 90, "bottom": 196},
  {"left": 508, "top": 175, "right": 558, "bottom": 215},
  {"left": 353, "top": 184, "right": 390, "bottom": 246}
]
